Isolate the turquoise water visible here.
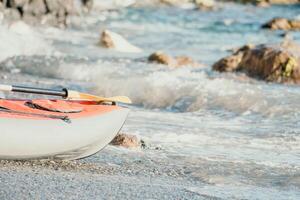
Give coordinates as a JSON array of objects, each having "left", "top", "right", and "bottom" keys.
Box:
[{"left": 0, "top": 3, "right": 300, "bottom": 199}]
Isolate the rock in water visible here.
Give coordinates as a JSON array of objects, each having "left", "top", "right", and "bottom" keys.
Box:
[
  {"left": 212, "top": 53, "right": 243, "bottom": 72},
  {"left": 148, "top": 51, "right": 177, "bottom": 66},
  {"left": 262, "top": 18, "right": 300, "bottom": 31},
  {"left": 110, "top": 133, "right": 141, "bottom": 148},
  {"left": 176, "top": 56, "right": 199, "bottom": 66},
  {"left": 212, "top": 42, "right": 300, "bottom": 84},
  {"left": 262, "top": 18, "right": 291, "bottom": 30},
  {"left": 100, "top": 30, "right": 142, "bottom": 53},
  {"left": 213, "top": 44, "right": 253, "bottom": 72},
  {"left": 195, "top": 0, "right": 215, "bottom": 10},
  {"left": 148, "top": 51, "right": 202, "bottom": 67}
]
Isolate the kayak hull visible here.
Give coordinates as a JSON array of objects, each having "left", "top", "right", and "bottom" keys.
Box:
[{"left": 0, "top": 101, "right": 129, "bottom": 160}]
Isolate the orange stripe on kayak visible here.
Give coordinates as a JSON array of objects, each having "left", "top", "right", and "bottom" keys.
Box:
[{"left": 0, "top": 99, "right": 121, "bottom": 120}]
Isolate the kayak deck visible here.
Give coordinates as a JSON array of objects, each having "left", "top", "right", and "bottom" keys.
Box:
[{"left": 0, "top": 99, "right": 119, "bottom": 120}]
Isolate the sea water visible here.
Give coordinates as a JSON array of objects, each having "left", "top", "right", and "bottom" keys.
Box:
[{"left": 0, "top": 3, "right": 299, "bottom": 199}]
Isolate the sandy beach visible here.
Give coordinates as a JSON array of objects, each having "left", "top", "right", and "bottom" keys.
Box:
[{"left": 0, "top": 148, "right": 212, "bottom": 200}]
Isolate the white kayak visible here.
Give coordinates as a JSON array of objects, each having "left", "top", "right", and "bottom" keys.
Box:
[{"left": 0, "top": 99, "right": 129, "bottom": 160}]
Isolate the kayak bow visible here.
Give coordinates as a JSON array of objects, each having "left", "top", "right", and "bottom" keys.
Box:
[{"left": 0, "top": 99, "right": 129, "bottom": 160}]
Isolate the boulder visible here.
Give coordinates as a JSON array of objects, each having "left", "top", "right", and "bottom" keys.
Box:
[
  {"left": 148, "top": 51, "right": 202, "bottom": 67},
  {"left": 212, "top": 53, "right": 243, "bottom": 72},
  {"left": 100, "top": 29, "right": 142, "bottom": 53},
  {"left": 262, "top": 18, "right": 300, "bottom": 31},
  {"left": 213, "top": 44, "right": 253, "bottom": 72},
  {"left": 213, "top": 42, "right": 300, "bottom": 83},
  {"left": 23, "top": 0, "right": 47, "bottom": 17},
  {"left": 110, "top": 133, "right": 141, "bottom": 148},
  {"left": 3, "top": 7, "right": 21, "bottom": 21},
  {"left": 0, "top": 0, "right": 90, "bottom": 26},
  {"left": 45, "top": 0, "right": 75, "bottom": 14},
  {"left": 8, "top": 0, "right": 29, "bottom": 7}
]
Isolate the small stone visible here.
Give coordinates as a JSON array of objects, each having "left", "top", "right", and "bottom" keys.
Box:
[
  {"left": 148, "top": 51, "right": 202, "bottom": 68},
  {"left": 175, "top": 56, "right": 200, "bottom": 67},
  {"left": 49, "top": 160, "right": 56, "bottom": 165},
  {"left": 110, "top": 133, "right": 141, "bottom": 148},
  {"left": 99, "top": 29, "right": 142, "bottom": 53},
  {"left": 100, "top": 30, "right": 115, "bottom": 49},
  {"left": 148, "top": 51, "right": 177, "bottom": 67}
]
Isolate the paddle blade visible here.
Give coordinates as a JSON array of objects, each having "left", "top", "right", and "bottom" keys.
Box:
[{"left": 67, "top": 90, "right": 132, "bottom": 104}]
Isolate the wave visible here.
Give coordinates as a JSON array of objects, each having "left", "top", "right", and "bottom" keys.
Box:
[
  {"left": 3, "top": 55, "right": 300, "bottom": 118},
  {"left": 0, "top": 21, "right": 53, "bottom": 62}
]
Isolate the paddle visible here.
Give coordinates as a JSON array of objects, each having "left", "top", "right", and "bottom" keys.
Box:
[{"left": 0, "top": 84, "right": 132, "bottom": 104}]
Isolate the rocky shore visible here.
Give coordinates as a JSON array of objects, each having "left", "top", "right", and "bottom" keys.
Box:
[
  {"left": 0, "top": 0, "right": 299, "bottom": 27},
  {"left": 213, "top": 41, "right": 300, "bottom": 83},
  {"left": 0, "top": 0, "right": 92, "bottom": 26}
]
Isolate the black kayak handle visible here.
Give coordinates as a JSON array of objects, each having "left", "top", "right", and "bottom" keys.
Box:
[{"left": 11, "top": 85, "right": 68, "bottom": 98}]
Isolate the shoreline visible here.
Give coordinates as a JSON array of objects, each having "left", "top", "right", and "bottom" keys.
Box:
[
  {"left": 0, "top": 167, "right": 207, "bottom": 199},
  {"left": 0, "top": 148, "right": 209, "bottom": 200}
]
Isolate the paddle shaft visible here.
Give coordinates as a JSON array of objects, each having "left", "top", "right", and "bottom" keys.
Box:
[
  {"left": 0, "top": 84, "right": 132, "bottom": 104},
  {"left": 0, "top": 84, "right": 68, "bottom": 98}
]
